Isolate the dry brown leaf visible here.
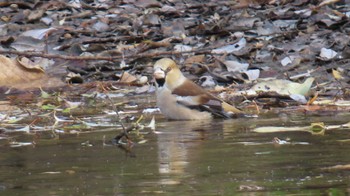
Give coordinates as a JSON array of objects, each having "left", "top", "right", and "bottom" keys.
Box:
[
  {"left": 184, "top": 55, "right": 205, "bottom": 67},
  {"left": 27, "top": 9, "right": 45, "bottom": 21},
  {"left": 16, "top": 56, "right": 45, "bottom": 73},
  {"left": 238, "top": 0, "right": 270, "bottom": 7},
  {"left": 119, "top": 72, "right": 137, "bottom": 84},
  {"left": 0, "top": 55, "right": 64, "bottom": 89},
  {"left": 134, "top": 0, "right": 161, "bottom": 8},
  {"left": 0, "top": 55, "right": 44, "bottom": 85}
]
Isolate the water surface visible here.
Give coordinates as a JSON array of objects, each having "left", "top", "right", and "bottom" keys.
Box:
[{"left": 1, "top": 108, "right": 350, "bottom": 195}]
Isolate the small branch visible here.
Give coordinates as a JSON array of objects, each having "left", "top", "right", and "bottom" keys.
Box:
[
  {"left": 113, "top": 124, "right": 140, "bottom": 143},
  {"left": 0, "top": 49, "right": 212, "bottom": 62},
  {"left": 0, "top": 40, "right": 238, "bottom": 62},
  {"left": 102, "top": 90, "right": 129, "bottom": 143},
  {"left": 0, "top": 38, "right": 250, "bottom": 63},
  {"left": 0, "top": 50, "right": 117, "bottom": 61}
]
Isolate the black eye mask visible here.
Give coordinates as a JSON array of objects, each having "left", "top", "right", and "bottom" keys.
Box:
[{"left": 155, "top": 78, "right": 165, "bottom": 87}]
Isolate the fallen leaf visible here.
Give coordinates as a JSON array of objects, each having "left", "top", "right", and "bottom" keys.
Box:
[
  {"left": 92, "top": 21, "right": 109, "bottom": 32},
  {"left": 281, "top": 56, "right": 293, "bottom": 66},
  {"left": 318, "top": 0, "right": 340, "bottom": 7},
  {"left": 253, "top": 124, "right": 324, "bottom": 135},
  {"left": 16, "top": 57, "right": 45, "bottom": 73},
  {"left": 290, "top": 94, "right": 308, "bottom": 104},
  {"left": 142, "top": 108, "right": 160, "bottom": 114},
  {"left": 118, "top": 72, "right": 137, "bottom": 84},
  {"left": 174, "top": 44, "right": 193, "bottom": 52},
  {"left": 138, "top": 139, "right": 148, "bottom": 144},
  {"left": 212, "top": 38, "right": 246, "bottom": 54},
  {"left": 251, "top": 77, "right": 315, "bottom": 96},
  {"left": 0, "top": 55, "right": 64, "bottom": 89},
  {"left": 20, "top": 27, "right": 57, "bottom": 40},
  {"left": 320, "top": 48, "right": 337, "bottom": 60},
  {"left": 223, "top": 60, "right": 249, "bottom": 72},
  {"left": 0, "top": 55, "right": 44, "bottom": 85},
  {"left": 199, "top": 75, "right": 216, "bottom": 87},
  {"left": 272, "top": 137, "right": 289, "bottom": 145},
  {"left": 146, "top": 116, "right": 156, "bottom": 131},
  {"left": 332, "top": 69, "right": 342, "bottom": 80},
  {"left": 11, "top": 36, "right": 45, "bottom": 52},
  {"left": 243, "top": 69, "right": 260, "bottom": 81}
]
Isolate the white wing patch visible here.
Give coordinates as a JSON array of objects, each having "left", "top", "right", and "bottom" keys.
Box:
[{"left": 175, "top": 95, "right": 199, "bottom": 106}]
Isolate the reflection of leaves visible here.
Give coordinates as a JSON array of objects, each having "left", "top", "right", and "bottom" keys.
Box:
[
  {"left": 310, "top": 122, "right": 325, "bottom": 134},
  {"left": 63, "top": 123, "right": 90, "bottom": 131},
  {"left": 10, "top": 141, "right": 34, "bottom": 148},
  {"left": 253, "top": 121, "right": 350, "bottom": 135},
  {"left": 321, "top": 164, "right": 350, "bottom": 171},
  {"left": 0, "top": 0, "right": 350, "bottom": 144}
]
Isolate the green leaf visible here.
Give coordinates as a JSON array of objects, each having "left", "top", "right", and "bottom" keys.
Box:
[
  {"left": 40, "top": 88, "right": 51, "bottom": 99},
  {"left": 41, "top": 104, "right": 57, "bottom": 110}
]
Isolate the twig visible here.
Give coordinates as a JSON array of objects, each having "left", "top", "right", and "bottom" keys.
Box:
[
  {"left": 113, "top": 124, "right": 139, "bottom": 143},
  {"left": 0, "top": 50, "right": 116, "bottom": 61},
  {"left": 0, "top": 39, "right": 241, "bottom": 62},
  {"left": 102, "top": 91, "right": 129, "bottom": 143},
  {"left": 101, "top": 83, "right": 143, "bottom": 146},
  {"left": 0, "top": 49, "right": 210, "bottom": 62}
]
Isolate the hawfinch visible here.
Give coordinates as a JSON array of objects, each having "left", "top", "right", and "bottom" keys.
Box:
[{"left": 153, "top": 58, "right": 243, "bottom": 120}]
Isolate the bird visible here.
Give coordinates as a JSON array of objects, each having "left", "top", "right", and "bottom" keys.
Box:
[{"left": 153, "top": 58, "right": 243, "bottom": 120}]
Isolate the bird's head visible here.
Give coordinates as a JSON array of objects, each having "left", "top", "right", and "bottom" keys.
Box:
[{"left": 153, "top": 58, "right": 184, "bottom": 90}]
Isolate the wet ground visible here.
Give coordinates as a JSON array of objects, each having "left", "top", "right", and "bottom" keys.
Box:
[{"left": 0, "top": 94, "right": 350, "bottom": 195}]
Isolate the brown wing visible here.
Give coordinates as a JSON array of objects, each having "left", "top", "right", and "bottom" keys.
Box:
[
  {"left": 172, "top": 79, "right": 207, "bottom": 96},
  {"left": 172, "top": 79, "right": 229, "bottom": 114},
  {"left": 172, "top": 79, "right": 219, "bottom": 104},
  {"left": 172, "top": 79, "right": 243, "bottom": 116}
]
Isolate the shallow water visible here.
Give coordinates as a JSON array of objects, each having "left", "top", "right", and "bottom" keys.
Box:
[{"left": 1, "top": 101, "right": 350, "bottom": 195}]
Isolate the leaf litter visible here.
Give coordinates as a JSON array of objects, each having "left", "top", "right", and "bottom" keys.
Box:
[{"left": 0, "top": 0, "right": 349, "bottom": 147}]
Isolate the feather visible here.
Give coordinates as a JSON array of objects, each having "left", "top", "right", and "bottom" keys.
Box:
[{"left": 154, "top": 58, "right": 244, "bottom": 120}]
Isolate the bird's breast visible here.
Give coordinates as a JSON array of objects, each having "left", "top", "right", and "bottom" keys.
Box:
[{"left": 156, "top": 87, "right": 212, "bottom": 120}]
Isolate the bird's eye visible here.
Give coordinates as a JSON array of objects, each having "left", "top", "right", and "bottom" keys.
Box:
[{"left": 165, "top": 67, "right": 172, "bottom": 73}]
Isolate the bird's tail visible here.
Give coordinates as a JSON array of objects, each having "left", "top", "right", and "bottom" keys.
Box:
[{"left": 222, "top": 102, "right": 244, "bottom": 114}]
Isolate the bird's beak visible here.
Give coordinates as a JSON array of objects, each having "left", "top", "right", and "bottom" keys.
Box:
[{"left": 153, "top": 67, "right": 165, "bottom": 79}]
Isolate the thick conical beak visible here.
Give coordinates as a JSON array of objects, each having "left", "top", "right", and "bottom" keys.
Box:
[
  {"left": 153, "top": 67, "right": 166, "bottom": 87},
  {"left": 153, "top": 67, "right": 165, "bottom": 79}
]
